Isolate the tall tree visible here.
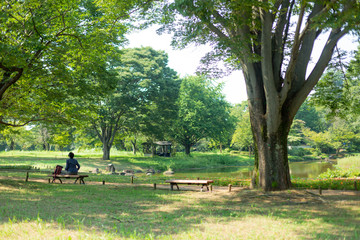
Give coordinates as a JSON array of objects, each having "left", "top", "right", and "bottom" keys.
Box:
[
  {"left": 173, "top": 75, "right": 232, "bottom": 155},
  {"left": 158, "top": 0, "right": 360, "bottom": 190},
  {"left": 86, "top": 47, "right": 179, "bottom": 160}
]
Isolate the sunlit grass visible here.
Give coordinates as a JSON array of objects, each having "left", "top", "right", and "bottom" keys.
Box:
[
  {"left": 337, "top": 155, "right": 360, "bottom": 170},
  {"left": 0, "top": 179, "right": 359, "bottom": 239},
  {"left": 0, "top": 150, "right": 254, "bottom": 176}
]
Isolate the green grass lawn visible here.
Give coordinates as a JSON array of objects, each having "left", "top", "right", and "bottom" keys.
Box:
[
  {"left": 0, "top": 150, "right": 254, "bottom": 172},
  {"left": 1, "top": 151, "right": 360, "bottom": 239},
  {"left": 0, "top": 178, "right": 359, "bottom": 240}
]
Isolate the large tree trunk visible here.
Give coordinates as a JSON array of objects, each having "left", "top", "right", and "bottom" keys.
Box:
[{"left": 251, "top": 114, "right": 292, "bottom": 190}]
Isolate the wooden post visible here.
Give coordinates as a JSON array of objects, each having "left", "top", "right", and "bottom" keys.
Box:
[
  {"left": 354, "top": 181, "right": 358, "bottom": 191},
  {"left": 25, "top": 172, "right": 29, "bottom": 182},
  {"left": 153, "top": 183, "right": 156, "bottom": 190},
  {"left": 228, "top": 184, "right": 232, "bottom": 192},
  {"left": 48, "top": 178, "right": 50, "bottom": 183},
  {"left": 209, "top": 185, "right": 213, "bottom": 192},
  {"left": 102, "top": 180, "right": 105, "bottom": 185},
  {"left": 319, "top": 186, "right": 322, "bottom": 195},
  {"left": 131, "top": 176, "right": 134, "bottom": 184}
]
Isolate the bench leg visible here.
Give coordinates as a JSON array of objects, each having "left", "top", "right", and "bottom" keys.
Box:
[
  {"left": 201, "top": 184, "right": 209, "bottom": 191},
  {"left": 74, "top": 178, "right": 78, "bottom": 184},
  {"left": 80, "top": 178, "right": 85, "bottom": 184},
  {"left": 52, "top": 177, "right": 62, "bottom": 184},
  {"left": 170, "top": 183, "right": 180, "bottom": 190}
]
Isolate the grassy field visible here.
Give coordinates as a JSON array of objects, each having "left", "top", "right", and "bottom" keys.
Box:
[
  {"left": 0, "top": 150, "right": 255, "bottom": 187},
  {"left": 0, "top": 150, "right": 254, "bottom": 173},
  {"left": 0, "top": 177, "right": 359, "bottom": 240},
  {"left": 337, "top": 155, "right": 360, "bottom": 171},
  {"left": 1, "top": 151, "right": 360, "bottom": 239}
]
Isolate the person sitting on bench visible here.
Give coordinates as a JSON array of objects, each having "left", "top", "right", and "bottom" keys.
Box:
[{"left": 65, "top": 152, "right": 80, "bottom": 175}]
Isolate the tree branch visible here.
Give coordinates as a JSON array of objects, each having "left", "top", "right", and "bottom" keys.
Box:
[
  {"left": 293, "top": 3, "right": 324, "bottom": 88},
  {"left": 0, "top": 118, "right": 45, "bottom": 127},
  {"left": 260, "top": 8, "right": 279, "bottom": 128},
  {"left": 272, "top": 0, "right": 291, "bottom": 88},
  {"left": 280, "top": 2, "right": 306, "bottom": 105},
  {"left": 289, "top": 27, "right": 349, "bottom": 119},
  {"left": 0, "top": 64, "right": 24, "bottom": 100}
]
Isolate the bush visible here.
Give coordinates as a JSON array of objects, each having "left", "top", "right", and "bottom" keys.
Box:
[
  {"left": 288, "top": 155, "right": 303, "bottom": 162},
  {"left": 318, "top": 167, "right": 360, "bottom": 179},
  {"left": 292, "top": 178, "right": 359, "bottom": 190},
  {"left": 288, "top": 147, "right": 310, "bottom": 157}
]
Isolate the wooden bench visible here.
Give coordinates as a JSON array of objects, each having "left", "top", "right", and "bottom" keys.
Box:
[
  {"left": 49, "top": 174, "right": 89, "bottom": 184},
  {"left": 165, "top": 179, "right": 214, "bottom": 191}
]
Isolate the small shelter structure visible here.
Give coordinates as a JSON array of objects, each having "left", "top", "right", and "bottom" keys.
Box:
[
  {"left": 142, "top": 141, "right": 172, "bottom": 157},
  {"left": 154, "top": 141, "right": 172, "bottom": 157}
]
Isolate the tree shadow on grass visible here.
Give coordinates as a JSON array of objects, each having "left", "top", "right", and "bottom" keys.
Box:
[{"left": 0, "top": 179, "right": 359, "bottom": 239}]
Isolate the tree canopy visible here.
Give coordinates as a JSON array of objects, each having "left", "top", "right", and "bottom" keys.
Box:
[
  {"left": 173, "top": 75, "right": 232, "bottom": 155},
  {"left": 0, "top": 0, "right": 150, "bottom": 126}
]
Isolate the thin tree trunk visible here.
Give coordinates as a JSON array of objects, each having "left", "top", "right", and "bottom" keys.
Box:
[
  {"left": 9, "top": 139, "right": 15, "bottom": 150},
  {"left": 185, "top": 144, "right": 191, "bottom": 155},
  {"left": 103, "top": 142, "right": 111, "bottom": 160},
  {"left": 131, "top": 140, "right": 137, "bottom": 155},
  {"left": 219, "top": 143, "right": 223, "bottom": 153}
]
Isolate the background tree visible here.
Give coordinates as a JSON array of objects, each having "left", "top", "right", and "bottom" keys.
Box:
[
  {"left": 84, "top": 47, "right": 179, "bottom": 160},
  {"left": 173, "top": 75, "right": 232, "bottom": 155},
  {"left": 158, "top": 0, "right": 360, "bottom": 190},
  {"left": 231, "top": 112, "right": 253, "bottom": 156},
  {"left": 311, "top": 46, "right": 360, "bottom": 118},
  {"left": 231, "top": 102, "right": 253, "bottom": 155},
  {"left": 303, "top": 128, "right": 331, "bottom": 155},
  {"left": 294, "top": 100, "right": 328, "bottom": 133}
]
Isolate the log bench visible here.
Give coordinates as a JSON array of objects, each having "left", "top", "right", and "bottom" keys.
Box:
[
  {"left": 48, "top": 174, "right": 89, "bottom": 184},
  {"left": 165, "top": 179, "right": 214, "bottom": 191}
]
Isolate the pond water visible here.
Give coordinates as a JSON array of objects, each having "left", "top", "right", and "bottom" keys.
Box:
[{"left": 169, "top": 161, "right": 336, "bottom": 179}]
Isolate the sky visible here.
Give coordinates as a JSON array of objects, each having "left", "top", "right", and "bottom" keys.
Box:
[{"left": 126, "top": 26, "right": 359, "bottom": 105}]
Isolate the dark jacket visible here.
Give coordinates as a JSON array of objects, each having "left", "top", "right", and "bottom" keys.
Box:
[{"left": 65, "top": 158, "right": 80, "bottom": 174}]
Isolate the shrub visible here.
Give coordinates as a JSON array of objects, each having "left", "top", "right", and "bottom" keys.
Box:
[{"left": 288, "top": 147, "right": 309, "bottom": 157}]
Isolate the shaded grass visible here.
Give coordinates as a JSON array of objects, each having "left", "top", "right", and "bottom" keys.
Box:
[{"left": 0, "top": 178, "right": 359, "bottom": 239}]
